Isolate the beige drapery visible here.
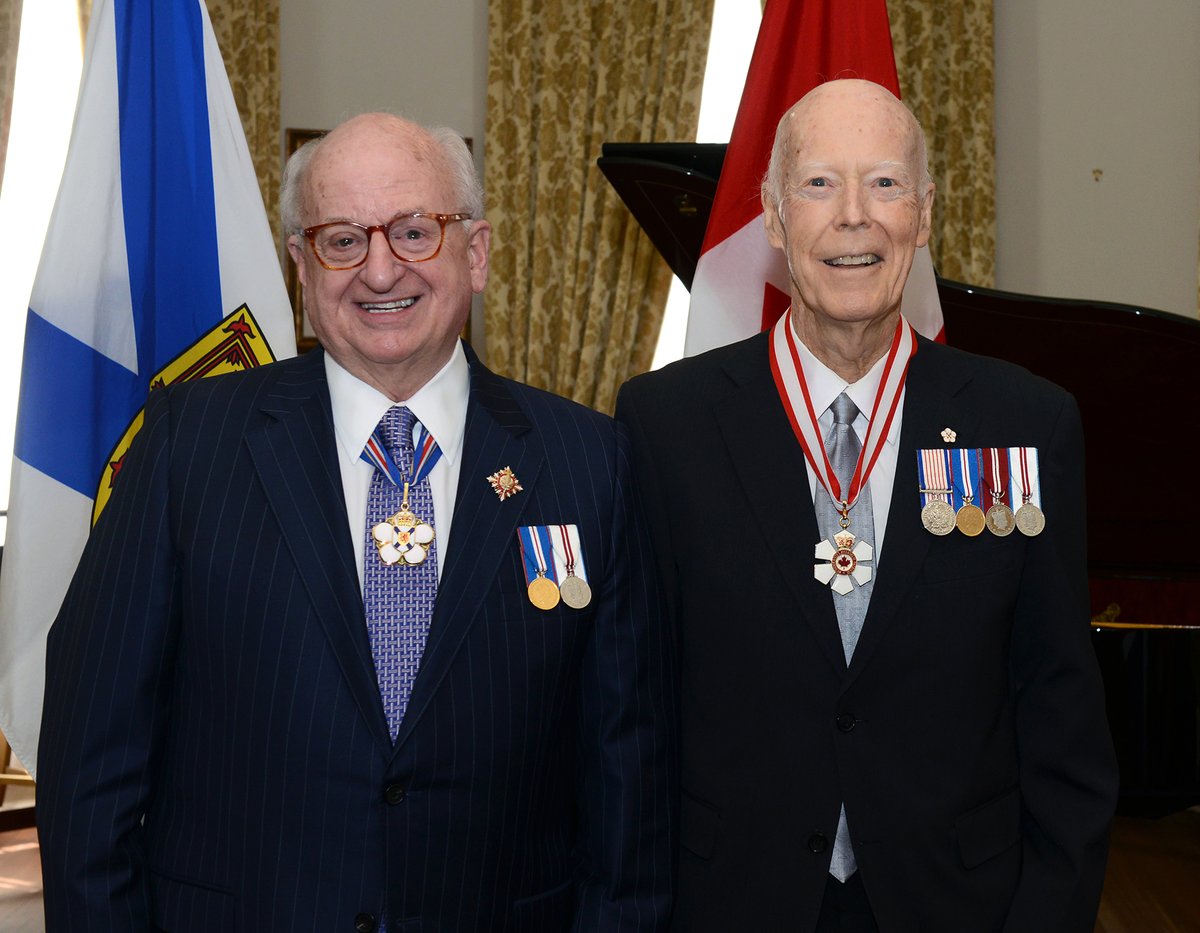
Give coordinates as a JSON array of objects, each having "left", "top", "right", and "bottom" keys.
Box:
[
  {"left": 206, "top": 0, "right": 281, "bottom": 244},
  {"left": 888, "top": 0, "right": 995, "bottom": 288},
  {"left": 484, "top": 0, "right": 713, "bottom": 413},
  {"left": 0, "top": 0, "right": 22, "bottom": 192}
]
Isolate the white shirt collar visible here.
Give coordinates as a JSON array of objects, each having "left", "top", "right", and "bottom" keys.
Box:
[
  {"left": 325, "top": 341, "right": 470, "bottom": 466},
  {"left": 791, "top": 323, "right": 901, "bottom": 446}
]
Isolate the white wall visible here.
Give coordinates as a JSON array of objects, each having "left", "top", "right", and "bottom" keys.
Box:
[
  {"left": 994, "top": 0, "right": 1200, "bottom": 317},
  {"left": 279, "top": 0, "right": 1200, "bottom": 323}
]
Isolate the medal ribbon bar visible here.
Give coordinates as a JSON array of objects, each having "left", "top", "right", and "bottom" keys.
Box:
[
  {"left": 548, "top": 524, "right": 588, "bottom": 585},
  {"left": 518, "top": 525, "right": 559, "bottom": 586},
  {"left": 983, "top": 446, "right": 1010, "bottom": 506},
  {"left": 917, "top": 448, "right": 952, "bottom": 506},
  {"left": 1010, "top": 446, "right": 1042, "bottom": 510},
  {"left": 951, "top": 448, "right": 982, "bottom": 511}
]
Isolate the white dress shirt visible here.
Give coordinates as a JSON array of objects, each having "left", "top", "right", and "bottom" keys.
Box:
[
  {"left": 324, "top": 343, "right": 470, "bottom": 590},
  {"left": 793, "top": 330, "right": 904, "bottom": 566}
]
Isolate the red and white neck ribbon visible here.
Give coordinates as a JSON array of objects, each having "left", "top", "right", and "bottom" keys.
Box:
[{"left": 770, "top": 313, "right": 917, "bottom": 514}]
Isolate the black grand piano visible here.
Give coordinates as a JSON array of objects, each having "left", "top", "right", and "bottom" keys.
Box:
[{"left": 600, "top": 143, "right": 1200, "bottom": 817}]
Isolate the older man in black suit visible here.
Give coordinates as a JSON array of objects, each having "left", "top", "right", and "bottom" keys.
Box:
[{"left": 617, "top": 79, "right": 1116, "bottom": 933}]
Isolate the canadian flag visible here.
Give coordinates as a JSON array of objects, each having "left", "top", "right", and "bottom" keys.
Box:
[{"left": 684, "top": 0, "right": 943, "bottom": 356}]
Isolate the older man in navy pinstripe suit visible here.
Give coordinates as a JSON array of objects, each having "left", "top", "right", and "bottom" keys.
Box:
[{"left": 38, "top": 113, "right": 674, "bottom": 932}]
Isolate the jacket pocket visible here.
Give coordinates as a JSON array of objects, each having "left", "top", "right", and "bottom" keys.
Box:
[
  {"left": 150, "top": 871, "right": 234, "bottom": 930},
  {"left": 680, "top": 790, "right": 720, "bottom": 860},
  {"left": 511, "top": 878, "right": 573, "bottom": 931},
  {"left": 955, "top": 786, "right": 1021, "bottom": 869}
]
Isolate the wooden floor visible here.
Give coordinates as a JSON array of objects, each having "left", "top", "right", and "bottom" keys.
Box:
[
  {"left": 1096, "top": 809, "right": 1200, "bottom": 933},
  {"left": 0, "top": 807, "right": 1196, "bottom": 931}
]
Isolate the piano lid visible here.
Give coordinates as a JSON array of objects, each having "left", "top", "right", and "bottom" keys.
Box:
[{"left": 597, "top": 143, "right": 725, "bottom": 289}]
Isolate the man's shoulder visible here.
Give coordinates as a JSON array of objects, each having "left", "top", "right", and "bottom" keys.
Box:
[
  {"left": 915, "top": 337, "right": 1073, "bottom": 406},
  {"left": 621, "top": 331, "right": 768, "bottom": 407},
  {"left": 160, "top": 350, "right": 321, "bottom": 404},
  {"left": 470, "top": 357, "right": 616, "bottom": 436}
]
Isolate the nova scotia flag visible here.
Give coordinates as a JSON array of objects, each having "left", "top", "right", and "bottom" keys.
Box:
[{"left": 0, "top": 0, "right": 296, "bottom": 774}]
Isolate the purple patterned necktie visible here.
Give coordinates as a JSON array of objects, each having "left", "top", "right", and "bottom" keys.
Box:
[{"left": 362, "top": 405, "right": 438, "bottom": 741}]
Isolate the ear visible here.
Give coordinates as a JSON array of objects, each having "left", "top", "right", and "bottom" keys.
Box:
[
  {"left": 762, "top": 190, "right": 787, "bottom": 249},
  {"left": 287, "top": 236, "right": 309, "bottom": 288},
  {"left": 915, "top": 182, "right": 935, "bottom": 249},
  {"left": 467, "top": 220, "right": 492, "bottom": 293}
]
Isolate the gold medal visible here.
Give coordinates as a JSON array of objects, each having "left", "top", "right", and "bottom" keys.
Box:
[
  {"left": 558, "top": 574, "right": 592, "bottom": 609},
  {"left": 1015, "top": 502, "right": 1045, "bottom": 536},
  {"left": 528, "top": 573, "right": 561, "bottom": 610},
  {"left": 985, "top": 503, "right": 1015, "bottom": 536},
  {"left": 921, "top": 499, "right": 956, "bottom": 536},
  {"left": 956, "top": 502, "right": 986, "bottom": 537}
]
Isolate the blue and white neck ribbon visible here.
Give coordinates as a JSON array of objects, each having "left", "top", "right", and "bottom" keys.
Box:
[{"left": 361, "top": 421, "right": 443, "bottom": 488}]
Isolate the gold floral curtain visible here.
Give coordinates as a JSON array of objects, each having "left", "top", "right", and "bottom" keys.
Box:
[
  {"left": 888, "top": 0, "right": 995, "bottom": 288},
  {"left": 0, "top": 0, "right": 22, "bottom": 192},
  {"left": 485, "top": 0, "right": 713, "bottom": 413},
  {"left": 207, "top": 0, "right": 281, "bottom": 244}
]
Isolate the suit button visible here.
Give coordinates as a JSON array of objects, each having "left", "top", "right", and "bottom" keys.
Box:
[
  {"left": 354, "top": 913, "right": 376, "bottom": 933},
  {"left": 807, "top": 833, "right": 828, "bottom": 854},
  {"left": 836, "top": 712, "right": 857, "bottom": 732},
  {"left": 384, "top": 783, "right": 406, "bottom": 805}
]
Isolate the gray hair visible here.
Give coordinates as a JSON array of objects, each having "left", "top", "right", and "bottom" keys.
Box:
[
  {"left": 279, "top": 117, "right": 484, "bottom": 236},
  {"left": 760, "top": 98, "right": 932, "bottom": 210}
]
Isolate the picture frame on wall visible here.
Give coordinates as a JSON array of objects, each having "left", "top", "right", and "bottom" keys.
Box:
[
  {"left": 284, "top": 127, "right": 325, "bottom": 353},
  {"left": 283, "top": 128, "right": 475, "bottom": 354}
]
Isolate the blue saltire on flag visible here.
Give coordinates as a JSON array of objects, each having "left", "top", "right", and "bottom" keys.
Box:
[{"left": 0, "top": 0, "right": 296, "bottom": 773}]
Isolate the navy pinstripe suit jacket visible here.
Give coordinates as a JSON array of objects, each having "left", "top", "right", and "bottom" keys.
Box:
[{"left": 38, "top": 345, "right": 675, "bottom": 932}]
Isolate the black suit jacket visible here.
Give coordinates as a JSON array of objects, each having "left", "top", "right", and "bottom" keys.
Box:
[
  {"left": 616, "top": 332, "right": 1116, "bottom": 933},
  {"left": 38, "top": 345, "right": 675, "bottom": 932}
]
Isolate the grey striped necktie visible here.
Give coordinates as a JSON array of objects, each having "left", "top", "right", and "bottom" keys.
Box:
[{"left": 816, "top": 391, "right": 874, "bottom": 882}]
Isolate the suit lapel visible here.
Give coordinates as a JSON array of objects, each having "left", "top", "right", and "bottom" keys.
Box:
[
  {"left": 846, "top": 339, "right": 982, "bottom": 680},
  {"left": 714, "top": 337, "right": 847, "bottom": 673},
  {"left": 391, "top": 354, "right": 544, "bottom": 752},
  {"left": 244, "top": 350, "right": 392, "bottom": 747}
]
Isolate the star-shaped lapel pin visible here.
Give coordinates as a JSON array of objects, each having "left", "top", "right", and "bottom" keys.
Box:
[{"left": 486, "top": 466, "right": 523, "bottom": 501}]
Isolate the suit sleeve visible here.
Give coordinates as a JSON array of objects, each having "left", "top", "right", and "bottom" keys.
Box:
[
  {"left": 38, "top": 386, "right": 180, "bottom": 932},
  {"left": 1003, "top": 392, "right": 1118, "bottom": 932},
  {"left": 571, "top": 419, "right": 677, "bottom": 933}
]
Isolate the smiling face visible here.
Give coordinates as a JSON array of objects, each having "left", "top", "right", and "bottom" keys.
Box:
[
  {"left": 287, "top": 114, "right": 490, "bottom": 400},
  {"left": 763, "top": 80, "right": 933, "bottom": 338}
]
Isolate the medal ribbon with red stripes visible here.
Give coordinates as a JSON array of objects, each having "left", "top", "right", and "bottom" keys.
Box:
[
  {"left": 769, "top": 312, "right": 917, "bottom": 517},
  {"left": 1011, "top": 446, "right": 1041, "bottom": 507},
  {"left": 918, "top": 448, "right": 952, "bottom": 506},
  {"left": 360, "top": 421, "right": 443, "bottom": 488},
  {"left": 983, "top": 447, "right": 1010, "bottom": 506}
]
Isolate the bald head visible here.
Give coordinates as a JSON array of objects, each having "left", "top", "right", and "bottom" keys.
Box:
[
  {"left": 281, "top": 113, "right": 481, "bottom": 236},
  {"left": 763, "top": 79, "right": 930, "bottom": 211}
]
